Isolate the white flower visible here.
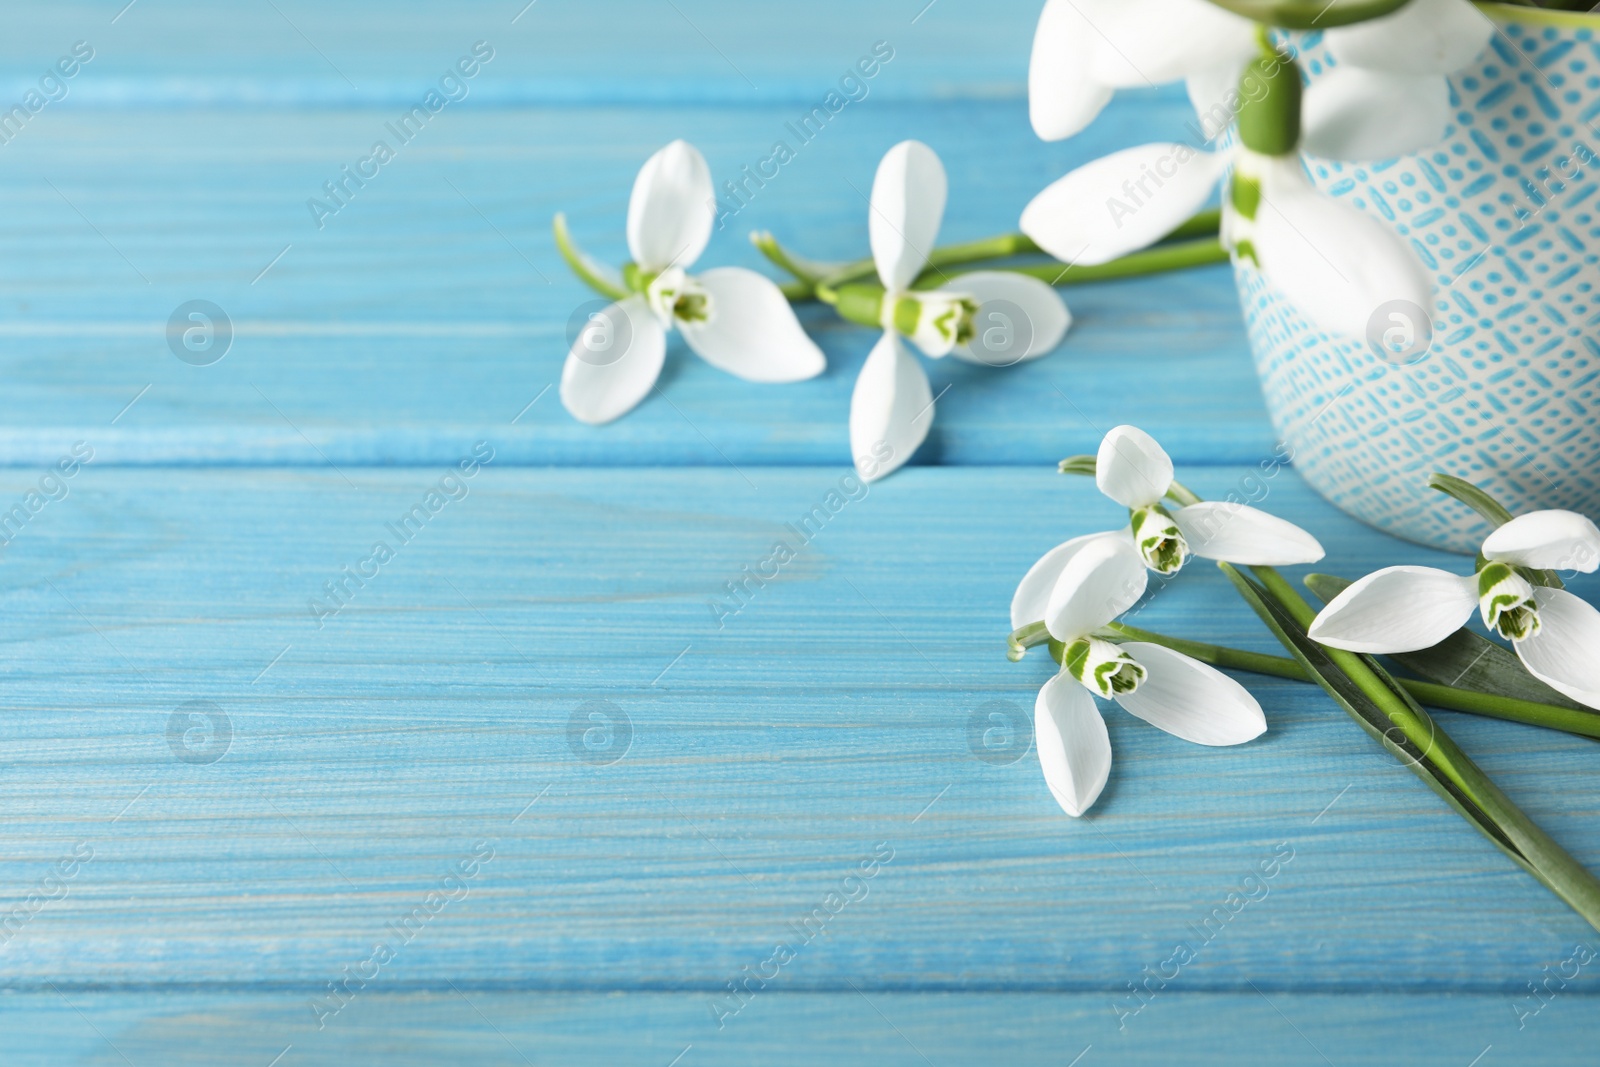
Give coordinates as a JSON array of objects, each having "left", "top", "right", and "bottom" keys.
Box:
[
  {"left": 850, "top": 141, "right": 1072, "bottom": 482},
  {"left": 1029, "top": 535, "right": 1267, "bottom": 816},
  {"left": 1027, "top": 0, "right": 1490, "bottom": 160},
  {"left": 1020, "top": 137, "right": 1434, "bottom": 342},
  {"left": 1309, "top": 509, "right": 1600, "bottom": 710},
  {"left": 1012, "top": 427, "right": 1323, "bottom": 617},
  {"left": 560, "top": 140, "right": 825, "bottom": 425}
]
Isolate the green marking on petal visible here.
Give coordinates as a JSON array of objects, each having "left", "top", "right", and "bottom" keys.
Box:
[
  {"left": 1064, "top": 637, "right": 1147, "bottom": 698},
  {"left": 1131, "top": 504, "right": 1189, "bottom": 576},
  {"left": 1478, "top": 561, "right": 1542, "bottom": 643}
]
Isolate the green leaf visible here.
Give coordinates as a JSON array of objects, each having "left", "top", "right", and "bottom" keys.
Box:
[
  {"left": 1202, "top": 0, "right": 1411, "bottom": 28},
  {"left": 1225, "top": 562, "right": 1600, "bottom": 933},
  {"left": 1305, "top": 573, "right": 1585, "bottom": 711},
  {"left": 1427, "top": 472, "right": 1514, "bottom": 527}
]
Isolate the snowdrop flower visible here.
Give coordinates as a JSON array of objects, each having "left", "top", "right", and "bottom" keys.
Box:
[
  {"left": 1027, "top": 535, "right": 1267, "bottom": 816},
  {"left": 1309, "top": 510, "right": 1600, "bottom": 710},
  {"left": 849, "top": 141, "right": 1070, "bottom": 481},
  {"left": 1028, "top": 0, "right": 1490, "bottom": 161},
  {"left": 1021, "top": 43, "right": 1434, "bottom": 342},
  {"left": 560, "top": 140, "right": 824, "bottom": 425},
  {"left": 1014, "top": 427, "right": 1322, "bottom": 613}
]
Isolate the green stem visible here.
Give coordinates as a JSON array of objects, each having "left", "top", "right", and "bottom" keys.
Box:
[
  {"left": 1244, "top": 563, "right": 1600, "bottom": 932},
  {"left": 552, "top": 213, "right": 629, "bottom": 302},
  {"left": 1101, "top": 622, "right": 1600, "bottom": 740},
  {"left": 815, "top": 237, "right": 1228, "bottom": 315},
  {"left": 776, "top": 209, "right": 1225, "bottom": 300},
  {"left": 976, "top": 238, "right": 1227, "bottom": 288}
]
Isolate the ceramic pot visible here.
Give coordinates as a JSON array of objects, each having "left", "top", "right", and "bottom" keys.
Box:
[{"left": 1240, "top": 3, "right": 1600, "bottom": 552}]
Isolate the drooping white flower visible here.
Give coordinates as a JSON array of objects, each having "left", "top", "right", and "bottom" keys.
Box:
[
  {"left": 1027, "top": 0, "right": 1491, "bottom": 160},
  {"left": 1030, "top": 535, "right": 1267, "bottom": 816},
  {"left": 850, "top": 141, "right": 1071, "bottom": 482},
  {"left": 560, "top": 140, "right": 824, "bottom": 425},
  {"left": 1309, "top": 509, "right": 1600, "bottom": 710},
  {"left": 1012, "top": 428, "right": 1323, "bottom": 623},
  {"left": 1020, "top": 135, "right": 1434, "bottom": 342}
]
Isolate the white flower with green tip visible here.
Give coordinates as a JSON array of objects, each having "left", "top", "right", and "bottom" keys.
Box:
[
  {"left": 559, "top": 140, "right": 824, "bottom": 425},
  {"left": 1309, "top": 509, "right": 1600, "bottom": 710},
  {"left": 1021, "top": 34, "right": 1436, "bottom": 343},
  {"left": 1026, "top": 0, "right": 1490, "bottom": 160},
  {"left": 1027, "top": 535, "right": 1267, "bottom": 817},
  {"left": 850, "top": 141, "right": 1072, "bottom": 482},
  {"left": 1013, "top": 427, "right": 1324, "bottom": 609}
]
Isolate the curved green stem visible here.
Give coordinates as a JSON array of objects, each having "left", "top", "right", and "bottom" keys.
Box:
[
  {"left": 1100, "top": 621, "right": 1600, "bottom": 740},
  {"left": 552, "top": 213, "right": 629, "bottom": 302},
  {"left": 773, "top": 208, "right": 1225, "bottom": 301},
  {"left": 963, "top": 237, "right": 1227, "bottom": 289}
]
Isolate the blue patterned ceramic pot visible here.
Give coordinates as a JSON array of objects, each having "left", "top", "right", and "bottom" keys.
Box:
[{"left": 1240, "top": 3, "right": 1600, "bottom": 552}]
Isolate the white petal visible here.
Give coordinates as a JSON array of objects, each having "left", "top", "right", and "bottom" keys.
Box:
[
  {"left": 1325, "top": 0, "right": 1493, "bottom": 76},
  {"left": 559, "top": 295, "right": 667, "bottom": 425},
  {"left": 1011, "top": 531, "right": 1128, "bottom": 631},
  {"left": 849, "top": 332, "right": 932, "bottom": 483},
  {"left": 1113, "top": 642, "right": 1266, "bottom": 746},
  {"left": 1021, "top": 143, "right": 1228, "bottom": 267},
  {"left": 1035, "top": 673, "right": 1113, "bottom": 817},
  {"left": 1185, "top": 64, "right": 1246, "bottom": 146},
  {"left": 1481, "top": 510, "right": 1600, "bottom": 574},
  {"left": 949, "top": 271, "right": 1072, "bottom": 367},
  {"left": 1307, "top": 566, "right": 1477, "bottom": 654},
  {"left": 870, "top": 140, "right": 946, "bottom": 292},
  {"left": 1096, "top": 424, "right": 1173, "bottom": 509},
  {"left": 1172, "top": 502, "right": 1325, "bottom": 566},
  {"left": 1028, "top": 0, "right": 1117, "bottom": 141},
  {"left": 1517, "top": 589, "right": 1600, "bottom": 711},
  {"left": 1302, "top": 67, "right": 1450, "bottom": 161},
  {"left": 1088, "top": 0, "right": 1257, "bottom": 88},
  {"left": 627, "top": 140, "right": 714, "bottom": 273},
  {"left": 1251, "top": 160, "right": 1434, "bottom": 341},
  {"left": 676, "top": 267, "right": 825, "bottom": 383},
  {"left": 1045, "top": 534, "right": 1148, "bottom": 642}
]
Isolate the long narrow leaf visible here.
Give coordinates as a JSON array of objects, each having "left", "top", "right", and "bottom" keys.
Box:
[{"left": 1225, "top": 564, "right": 1600, "bottom": 931}]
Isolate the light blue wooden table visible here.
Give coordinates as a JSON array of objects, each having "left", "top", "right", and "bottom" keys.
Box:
[{"left": 1, "top": 3, "right": 1596, "bottom": 1063}]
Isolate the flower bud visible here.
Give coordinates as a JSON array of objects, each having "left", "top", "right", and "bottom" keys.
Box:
[
  {"left": 1063, "top": 637, "right": 1147, "bottom": 698},
  {"left": 1130, "top": 505, "right": 1188, "bottom": 576},
  {"left": 1477, "top": 561, "right": 1541, "bottom": 642}
]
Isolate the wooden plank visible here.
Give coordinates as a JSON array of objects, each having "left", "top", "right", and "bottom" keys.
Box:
[
  {"left": 0, "top": 465, "right": 1595, "bottom": 989},
  {"left": 3, "top": 0, "right": 1043, "bottom": 105},
  {"left": 0, "top": 97, "right": 1262, "bottom": 467},
  {"left": 1, "top": 990, "right": 1595, "bottom": 1066}
]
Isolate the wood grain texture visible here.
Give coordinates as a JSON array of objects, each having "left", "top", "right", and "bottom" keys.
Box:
[
  {"left": 5, "top": 0, "right": 1599, "bottom": 1058},
  {"left": 1, "top": 990, "right": 1594, "bottom": 1066},
  {"left": 0, "top": 96, "right": 1263, "bottom": 466},
  {"left": 0, "top": 466, "right": 1595, "bottom": 995}
]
